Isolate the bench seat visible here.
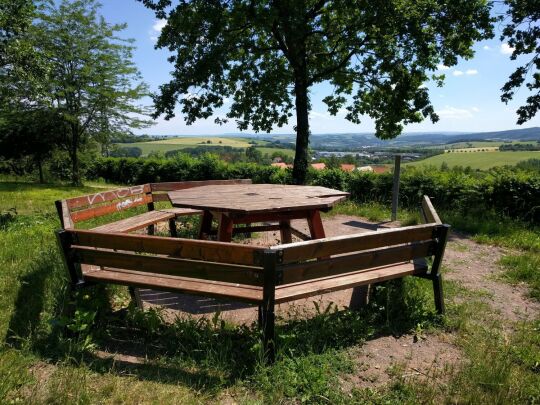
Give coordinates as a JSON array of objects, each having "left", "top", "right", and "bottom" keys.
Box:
[
  {"left": 275, "top": 259, "right": 427, "bottom": 304},
  {"left": 90, "top": 208, "right": 203, "bottom": 233},
  {"left": 91, "top": 210, "right": 176, "bottom": 233},
  {"left": 80, "top": 259, "right": 427, "bottom": 305},
  {"left": 81, "top": 265, "right": 263, "bottom": 304}
]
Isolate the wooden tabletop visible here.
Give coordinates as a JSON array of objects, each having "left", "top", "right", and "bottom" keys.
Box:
[{"left": 168, "top": 184, "right": 349, "bottom": 214}]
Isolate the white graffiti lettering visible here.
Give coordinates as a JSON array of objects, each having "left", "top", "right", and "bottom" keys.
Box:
[
  {"left": 87, "top": 185, "right": 146, "bottom": 206},
  {"left": 116, "top": 197, "right": 143, "bottom": 211}
]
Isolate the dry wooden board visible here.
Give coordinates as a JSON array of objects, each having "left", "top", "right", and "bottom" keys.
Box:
[
  {"left": 275, "top": 260, "right": 427, "bottom": 303},
  {"left": 168, "top": 184, "right": 349, "bottom": 214},
  {"left": 91, "top": 210, "right": 175, "bottom": 233},
  {"left": 83, "top": 267, "right": 263, "bottom": 303}
]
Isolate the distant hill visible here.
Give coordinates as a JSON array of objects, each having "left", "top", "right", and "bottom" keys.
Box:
[{"left": 142, "top": 127, "right": 540, "bottom": 150}]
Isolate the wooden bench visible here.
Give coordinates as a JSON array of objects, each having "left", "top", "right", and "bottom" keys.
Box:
[
  {"left": 56, "top": 195, "right": 449, "bottom": 361},
  {"left": 55, "top": 179, "right": 252, "bottom": 235}
]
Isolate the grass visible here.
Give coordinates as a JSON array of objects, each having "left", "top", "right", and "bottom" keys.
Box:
[
  {"left": 405, "top": 150, "right": 540, "bottom": 169},
  {"left": 500, "top": 254, "right": 540, "bottom": 301},
  {"left": 1, "top": 179, "right": 539, "bottom": 403}
]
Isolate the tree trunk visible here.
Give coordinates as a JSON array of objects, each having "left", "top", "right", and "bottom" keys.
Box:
[
  {"left": 37, "top": 158, "right": 44, "bottom": 184},
  {"left": 70, "top": 124, "right": 81, "bottom": 186},
  {"left": 292, "top": 72, "right": 310, "bottom": 185}
]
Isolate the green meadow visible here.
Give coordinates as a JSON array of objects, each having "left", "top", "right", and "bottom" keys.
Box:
[
  {"left": 405, "top": 151, "right": 540, "bottom": 169},
  {"left": 117, "top": 136, "right": 296, "bottom": 157}
]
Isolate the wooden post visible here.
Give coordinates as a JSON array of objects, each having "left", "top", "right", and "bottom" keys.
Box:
[
  {"left": 55, "top": 230, "right": 83, "bottom": 287},
  {"left": 260, "top": 249, "right": 279, "bottom": 363},
  {"left": 430, "top": 224, "right": 450, "bottom": 314},
  {"left": 391, "top": 154, "right": 401, "bottom": 222}
]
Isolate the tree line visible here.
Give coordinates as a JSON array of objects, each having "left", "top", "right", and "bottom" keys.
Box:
[{"left": 0, "top": 0, "right": 150, "bottom": 184}]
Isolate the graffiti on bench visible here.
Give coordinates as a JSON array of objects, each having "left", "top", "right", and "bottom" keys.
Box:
[
  {"left": 87, "top": 185, "right": 146, "bottom": 206},
  {"left": 116, "top": 197, "right": 144, "bottom": 211}
]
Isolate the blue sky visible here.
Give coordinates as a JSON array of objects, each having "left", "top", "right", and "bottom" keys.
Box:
[{"left": 99, "top": 0, "right": 540, "bottom": 135}]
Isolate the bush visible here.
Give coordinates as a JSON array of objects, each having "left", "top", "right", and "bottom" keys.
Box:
[{"left": 87, "top": 156, "right": 540, "bottom": 225}]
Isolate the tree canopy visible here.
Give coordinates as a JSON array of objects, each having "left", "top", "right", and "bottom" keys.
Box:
[
  {"left": 501, "top": 0, "right": 540, "bottom": 125},
  {"left": 1, "top": 0, "right": 151, "bottom": 185},
  {"left": 141, "top": 0, "right": 493, "bottom": 184}
]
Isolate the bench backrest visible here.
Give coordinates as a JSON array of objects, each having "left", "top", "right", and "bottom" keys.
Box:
[
  {"left": 270, "top": 195, "right": 448, "bottom": 285},
  {"left": 55, "top": 179, "right": 253, "bottom": 229},
  {"left": 58, "top": 229, "right": 266, "bottom": 288}
]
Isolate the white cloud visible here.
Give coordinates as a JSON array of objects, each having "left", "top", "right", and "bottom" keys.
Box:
[
  {"left": 436, "top": 106, "right": 479, "bottom": 120},
  {"left": 483, "top": 45, "right": 491, "bottom": 51},
  {"left": 500, "top": 42, "right": 515, "bottom": 55},
  {"left": 153, "top": 19, "right": 167, "bottom": 32},
  {"left": 310, "top": 111, "right": 330, "bottom": 119},
  {"left": 453, "top": 70, "right": 464, "bottom": 76},
  {"left": 466, "top": 69, "right": 478, "bottom": 75},
  {"left": 437, "top": 64, "right": 450, "bottom": 71},
  {"left": 150, "top": 19, "right": 167, "bottom": 42}
]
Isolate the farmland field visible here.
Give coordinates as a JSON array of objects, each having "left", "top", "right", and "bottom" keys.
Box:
[
  {"left": 116, "top": 136, "right": 295, "bottom": 157},
  {"left": 425, "top": 140, "right": 536, "bottom": 150},
  {"left": 405, "top": 151, "right": 540, "bottom": 169}
]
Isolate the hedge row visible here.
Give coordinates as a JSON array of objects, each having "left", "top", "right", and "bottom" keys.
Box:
[{"left": 88, "top": 154, "right": 540, "bottom": 224}]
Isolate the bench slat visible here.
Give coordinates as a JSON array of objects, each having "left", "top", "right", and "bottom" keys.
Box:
[
  {"left": 275, "top": 260, "right": 428, "bottom": 304},
  {"left": 65, "top": 184, "right": 151, "bottom": 209},
  {"left": 275, "top": 224, "right": 437, "bottom": 264},
  {"left": 82, "top": 266, "right": 263, "bottom": 304},
  {"left": 279, "top": 240, "right": 434, "bottom": 284},
  {"left": 71, "top": 194, "right": 153, "bottom": 223},
  {"left": 159, "top": 207, "right": 203, "bottom": 216},
  {"left": 74, "top": 247, "right": 263, "bottom": 286},
  {"left": 69, "top": 229, "right": 263, "bottom": 265},
  {"left": 91, "top": 210, "right": 175, "bottom": 233}
]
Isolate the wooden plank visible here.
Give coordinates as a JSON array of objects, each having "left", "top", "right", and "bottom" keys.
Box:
[
  {"left": 279, "top": 220, "right": 292, "bottom": 244},
  {"left": 307, "top": 210, "right": 325, "bottom": 239},
  {"left": 159, "top": 207, "right": 203, "bottom": 216},
  {"left": 290, "top": 227, "right": 311, "bottom": 241},
  {"left": 66, "top": 184, "right": 151, "bottom": 209},
  {"left": 218, "top": 213, "right": 234, "bottom": 242},
  {"left": 279, "top": 240, "right": 435, "bottom": 284},
  {"left": 150, "top": 179, "right": 252, "bottom": 192},
  {"left": 422, "top": 196, "right": 442, "bottom": 224},
  {"left": 275, "top": 260, "right": 428, "bottom": 304},
  {"left": 82, "top": 267, "right": 263, "bottom": 304},
  {"left": 68, "top": 229, "right": 263, "bottom": 266},
  {"left": 55, "top": 199, "right": 74, "bottom": 229},
  {"left": 91, "top": 210, "right": 175, "bottom": 233},
  {"left": 71, "top": 194, "right": 153, "bottom": 223},
  {"left": 74, "top": 247, "right": 263, "bottom": 286},
  {"left": 274, "top": 224, "right": 438, "bottom": 264}
]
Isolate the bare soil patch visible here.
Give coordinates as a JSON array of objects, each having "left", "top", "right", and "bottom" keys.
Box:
[{"left": 444, "top": 233, "right": 540, "bottom": 322}]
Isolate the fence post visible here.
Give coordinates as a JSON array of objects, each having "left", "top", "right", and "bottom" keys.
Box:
[{"left": 391, "top": 154, "right": 401, "bottom": 221}]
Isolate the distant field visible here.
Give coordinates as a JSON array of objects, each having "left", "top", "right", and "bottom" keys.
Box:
[
  {"left": 446, "top": 147, "right": 499, "bottom": 153},
  {"left": 405, "top": 151, "right": 540, "bottom": 169},
  {"left": 426, "top": 141, "right": 536, "bottom": 150},
  {"left": 255, "top": 147, "right": 295, "bottom": 157},
  {"left": 116, "top": 136, "right": 294, "bottom": 158}
]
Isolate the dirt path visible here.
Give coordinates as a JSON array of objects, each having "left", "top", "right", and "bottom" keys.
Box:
[{"left": 141, "top": 215, "right": 539, "bottom": 389}]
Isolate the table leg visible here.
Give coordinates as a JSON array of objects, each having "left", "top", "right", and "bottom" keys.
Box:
[
  {"left": 279, "top": 220, "right": 292, "bottom": 244},
  {"left": 198, "top": 211, "right": 213, "bottom": 240},
  {"left": 218, "top": 213, "right": 234, "bottom": 242},
  {"left": 307, "top": 210, "right": 326, "bottom": 239}
]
